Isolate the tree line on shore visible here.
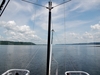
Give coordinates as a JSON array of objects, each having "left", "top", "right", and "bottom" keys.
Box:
[{"left": 0, "top": 41, "right": 36, "bottom": 45}]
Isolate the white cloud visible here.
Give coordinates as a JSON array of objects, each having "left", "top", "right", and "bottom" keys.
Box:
[
  {"left": 91, "top": 24, "right": 100, "bottom": 30},
  {"left": 0, "top": 21, "right": 40, "bottom": 43},
  {"left": 69, "top": 32, "right": 80, "bottom": 40},
  {"left": 82, "top": 32, "right": 93, "bottom": 39},
  {"left": 69, "top": 32, "right": 77, "bottom": 36},
  {"left": 60, "top": 32, "right": 94, "bottom": 43},
  {"left": 54, "top": 21, "right": 100, "bottom": 44}
]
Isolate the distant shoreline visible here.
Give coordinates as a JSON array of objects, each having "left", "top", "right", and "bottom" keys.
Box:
[
  {"left": 56, "top": 42, "right": 100, "bottom": 45},
  {"left": 0, "top": 41, "right": 36, "bottom": 45}
]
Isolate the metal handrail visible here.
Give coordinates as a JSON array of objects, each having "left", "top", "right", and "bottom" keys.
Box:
[
  {"left": 65, "top": 71, "right": 90, "bottom": 75},
  {"left": 2, "top": 69, "right": 30, "bottom": 75}
]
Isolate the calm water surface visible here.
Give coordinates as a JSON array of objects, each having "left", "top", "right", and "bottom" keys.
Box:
[{"left": 0, "top": 45, "right": 100, "bottom": 75}]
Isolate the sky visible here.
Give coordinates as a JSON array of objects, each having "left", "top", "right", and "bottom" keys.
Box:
[{"left": 0, "top": 0, "right": 100, "bottom": 44}]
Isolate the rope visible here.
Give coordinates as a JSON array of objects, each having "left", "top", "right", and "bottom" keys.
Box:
[
  {"left": 53, "top": 0, "right": 71, "bottom": 8},
  {"left": 63, "top": 0, "right": 67, "bottom": 72},
  {"left": 67, "top": 53, "right": 78, "bottom": 71},
  {"left": 31, "top": 0, "right": 38, "bottom": 31},
  {"left": 25, "top": 47, "right": 39, "bottom": 69},
  {"left": 53, "top": 58, "right": 58, "bottom": 75},
  {"left": 22, "top": 0, "right": 46, "bottom": 8},
  {"left": 23, "top": 0, "right": 41, "bottom": 69},
  {"left": 62, "top": 0, "right": 78, "bottom": 72}
]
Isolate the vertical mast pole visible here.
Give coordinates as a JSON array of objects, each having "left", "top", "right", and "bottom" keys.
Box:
[{"left": 46, "top": 1, "right": 53, "bottom": 75}]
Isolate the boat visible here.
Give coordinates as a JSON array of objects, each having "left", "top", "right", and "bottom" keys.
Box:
[{"left": 0, "top": 0, "right": 90, "bottom": 75}]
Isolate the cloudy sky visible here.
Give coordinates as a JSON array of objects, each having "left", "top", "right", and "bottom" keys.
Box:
[{"left": 0, "top": 0, "right": 100, "bottom": 44}]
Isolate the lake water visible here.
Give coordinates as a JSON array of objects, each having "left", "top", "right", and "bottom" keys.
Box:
[{"left": 0, "top": 45, "right": 100, "bottom": 75}]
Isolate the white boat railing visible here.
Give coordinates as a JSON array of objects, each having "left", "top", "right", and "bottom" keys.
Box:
[
  {"left": 2, "top": 69, "right": 30, "bottom": 75},
  {"left": 65, "top": 71, "right": 90, "bottom": 75}
]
